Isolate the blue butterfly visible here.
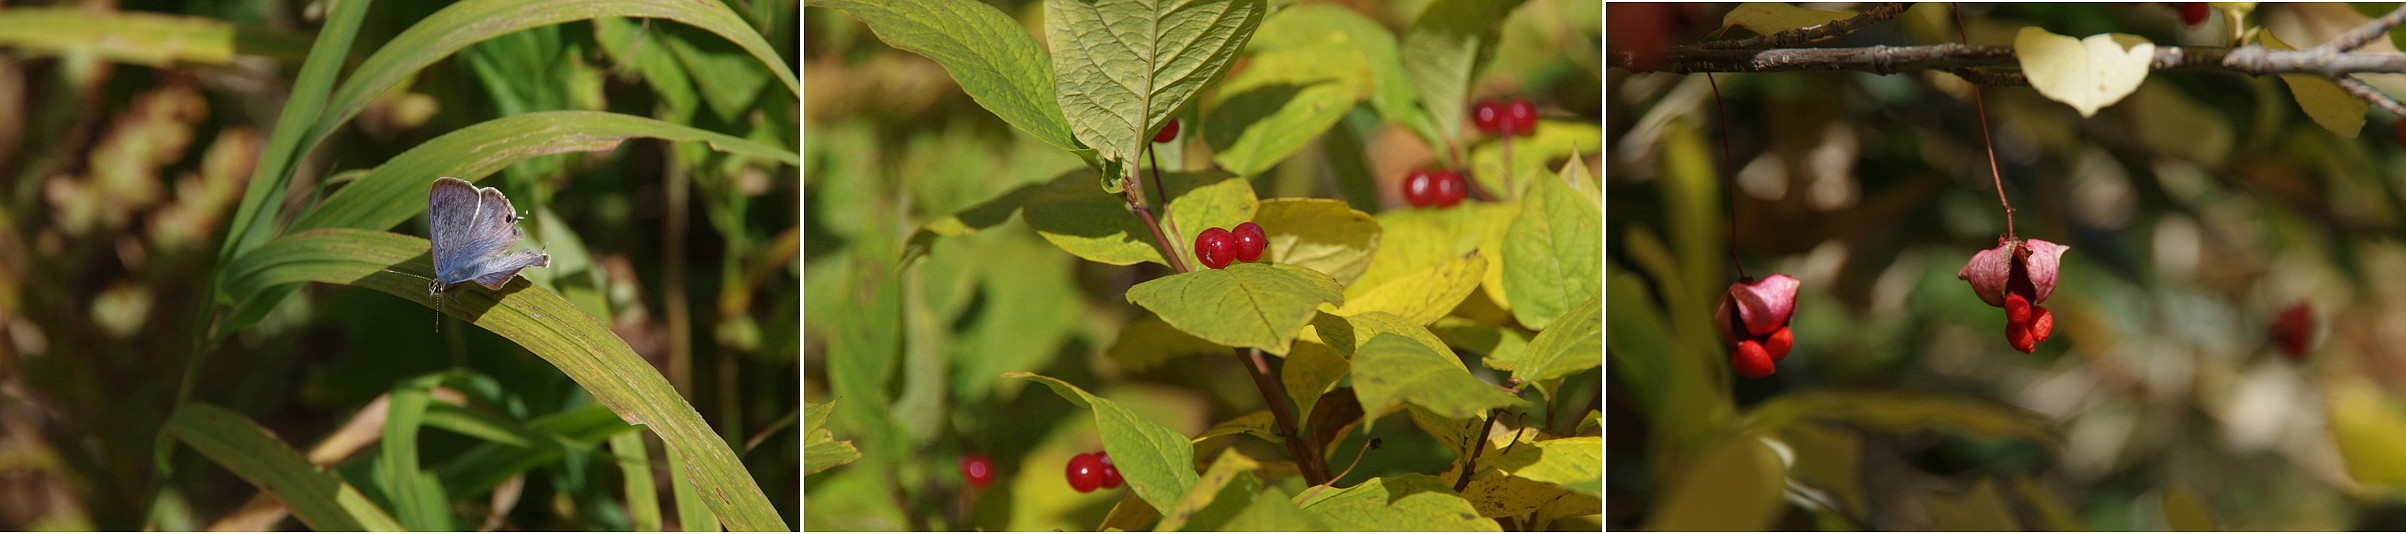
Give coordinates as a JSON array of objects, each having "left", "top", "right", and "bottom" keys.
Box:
[{"left": 422, "top": 177, "right": 548, "bottom": 330}]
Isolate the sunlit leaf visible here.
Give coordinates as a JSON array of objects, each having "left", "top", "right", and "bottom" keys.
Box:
[
  {"left": 2014, "top": 27, "right": 2153, "bottom": 118},
  {"left": 1126, "top": 263, "right": 1344, "bottom": 354},
  {"left": 1399, "top": 0, "right": 1523, "bottom": 152},
  {"left": 1351, "top": 334, "right": 1523, "bottom": 424},
  {"left": 1296, "top": 473, "right": 1498, "bottom": 531},
  {"left": 2260, "top": 30, "right": 2369, "bottom": 137},
  {"left": 1501, "top": 167, "right": 1601, "bottom": 330},
  {"left": 1047, "top": 0, "right": 1265, "bottom": 166},
  {"left": 1334, "top": 253, "right": 1485, "bottom": 325},
  {"left": 1155, "top": 448, "right": 1265, "bottom": 531},
  {"left": 1007, "top": 372, "right": 1202, "bottom": 512},
  {"left": 1252, "top": 198, "right": 1381, "bottom": 288},
  {"left": 164, "top": 403, "right": 405, "bottom": 532},
  {"left": 1721, "top": 2, "right": 1854, "bottom": 36},
  {"left": 805, "top": 0, "right": 1080, "bottom": 151}
]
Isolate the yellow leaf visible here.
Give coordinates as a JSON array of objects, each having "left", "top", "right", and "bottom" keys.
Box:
[
  {"left": 1721, "top": 3, "right": 1854, "bottom": 36},
  {"left": 1332, "top": 254, "right": 1486, "bottom": 324},
  {"left": 2015, "top": 27, "right": 2155, "bottom": 117},
  {"left": 2325, "top": 378, "right": 2406, "bottom": 494},
  {"left": 2261, "top": 31, "right": 2369, "bottom": 138}
]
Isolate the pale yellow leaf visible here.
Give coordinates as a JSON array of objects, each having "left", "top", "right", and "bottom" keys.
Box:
[
  {"left": 2015, "top": 27, "right": 2155, "bottom": 117},
  {"left": 1721, "top": 3, "right": 1854, "bottom": 36},
  {"left": 2261, "top": 31, "right": 2369, "bottom": 138}
]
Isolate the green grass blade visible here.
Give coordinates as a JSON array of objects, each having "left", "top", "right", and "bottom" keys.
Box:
[
  {"left": 672, "top": 457, "right": 720, "bottom": 531},
  {"left": 220, "top": 228, "right": 789, "bottom": 531},
  {"left": 436, "top": 405, "right": 635, "bottom": 498},
  {"left": 0, "top": 8, "right": 234, "bottom": 66},
  {"left": 612, "top": 432, "right": 663, "bottom": 532},
  {"left": 287, "top": 110, "right": 797, "bottom": 236},
  {"left": 378, "top": 374, "right": 448, "bottom": 531},
  {"left": 305, "top": 0, "right": 799, "bottom": 156},
  {"left": 216, "top": 0, "right": 369, "bottom": 262},
  {"left": 163, "top": 403, "right": 405, "bottom": 532}
]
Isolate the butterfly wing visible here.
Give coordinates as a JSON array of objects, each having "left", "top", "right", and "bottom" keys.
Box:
[{"left": 427, "top": 177, "right": 486, "bottom": 286}]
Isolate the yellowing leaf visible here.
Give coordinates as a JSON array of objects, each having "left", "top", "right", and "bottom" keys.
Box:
[
  {"left": 1126, "top": 263, "right": 1345, "bottom": 354},
  {"left": 2326, "top": 378, "right": 2406, "bottom": 493},
  {"left": 1194, "top": 410, "right": 1280, "bottom": 443},
  {"left": 1351, "top": 334, "right": 1524, "bottom": 424},
  {"left": 1155, "top": 449, "right": 1265, "bottom": 531},
  {"left": 2261, "top": 31, "right": 2369, "bottom": 137},
  {"left": 1297, "top": 474, "right": 1500, "bottom": 531},
  {"left": 1721, "top": 2, "right": 1854, "bottom": 36},
  {"left": 1333, "top": 254, "right": 1486, "bottom": 324},
  {"left": 1253, "top": 198, "right": 1381, "bottom": 287},
  {"left": 803, "top": 399, "right": 862, "bottom": 475},
  {"left": 2015, "top": 27, "right": 2154, "bottom": 117},
  {"left": 1281, "top": 342, "right": 1350, "bottom": 417},
  {"left": 1489, "top": 436, "right": 1602, "bottom": 497}
]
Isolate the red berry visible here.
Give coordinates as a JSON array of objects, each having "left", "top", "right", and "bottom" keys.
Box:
[
  {"left": 2005, "top": 293, "right": 2032, "bottom": 325},
  {"left": 1402, "top": 170, "right": 1437, "bottom": 208},
  {"left": 1471, "top": 100, "right": 1505, "bottom": 134},
  {"left": 1154, "top": 118, "right": 1180, "bottom": 143},
  {"left": 1195, "top": 227, "right": 1235, "bottom": 269},
  {"left": 2273, "top": 303, "right": 2313, "bottom": 360},
  {"left": 2178, "top": 2, "right": 2208, "bottom": 25},
  {"left": 1097, "top": 454, "right": 1122, "bottom": 489},
  {"left": 1065, "top": 453, "right": 1104, "bottom": 492},
  {"left": 1231, "top": 222, "right": 1266, "bottom": 263},
  {"left": 961, "top": 454, "right": 996, "bottom": 489},
  {"left": 1504, "top": 99, "right": 1538, "bottom": 136},
  {"left": 2029, "top": 306, "right": 2054, "bottom": 343},
  {"left": 1764, "top": 326, "right": 1793, "bottom": 361},
  {"left": 2007, "top": 322, "right": 2036, "bottom": 353},
  {"left": 1731, "top": 340, "right": 1775, "bottom": 378},
  {"left": 1432, "top": 170, "right": 1465, "bottom": 207}
]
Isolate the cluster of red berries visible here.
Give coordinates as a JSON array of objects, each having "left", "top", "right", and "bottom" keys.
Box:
[
  {"left": 1400, "top": 169, "right": 1467, "bottom": 208},
  {"left": 1194, "top": 222, "right": 1266, "bottom": 269},
  {"left": 1472, "top": 99, "right": 1538, "bottom": 137},
  {"left": 1959, "top": 238, "right": 2069, "bottom": 353},
  {"left": 960, "top": 454, "right": 997, "bottom": 489},
  {"left": 1716, "top": 274, "right": 1800, "bottom": 378},
  {"left": 1064, "top": 451, "right": 1122, "bottom": 493}
]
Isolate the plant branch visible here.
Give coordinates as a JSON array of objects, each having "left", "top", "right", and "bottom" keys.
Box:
[
  {"left": 1119, "top": 166, "right": 1190, "bottom": 273},
  {"left": 1230, "top": 348, "right": 1329, "bottom": 486},
  {"left": 1699, "top": 2, "right": 1915, "bottom": 50},
  {"left": 1451, "top": 411, "right": 1497, "bottom": 492},
  {"left": 2320, "top": 3, "right": 2406, "bottom": 53},
  {"left": 1615, "top": 43, "right": 2406, "bottom": 80},
  {"left": 2336, "top": 76, "right": 2406, "bottom": 117}
]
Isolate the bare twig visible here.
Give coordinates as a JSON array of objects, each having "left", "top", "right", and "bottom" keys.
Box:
[
  {"left": 1616, "top": 44, "right": 2406, "bottom": 80},
  {"left": 1230, "top": 348, "right": 1330, "bottom": 486},
  {"left": 2336, "top": 76, "right": 2406, "bottom": 117},
  {"left": 1699, "top": 3, "right": 1916, "bottom": 50},
  {"left": 2318, "top": 3, "right": 2406, "bottom": 53}
]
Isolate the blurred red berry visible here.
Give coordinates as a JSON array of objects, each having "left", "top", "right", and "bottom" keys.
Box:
[
  {"left": 1402, "top": 170, "right": 1437, "bottom": 208},
  {"left": 961, "top": 454, "right": 996, "bottom": 490},
  {"left": 1098, "top": 453, "right": 1122, "bottom": 489},
  {"left": 2273, "top": 303, "right": 2314, "bottom": 360},
  {"left": 1504, "top": 99, "right": 1538, "bottom": 136},
  {"left": 1432, "top": 170, "right": 1465, "bottom": 207},
  {"left": 1154, "top": 118, "right": 1180, "bottom": 143},
  {"left": 2178, "top": 2, "right": 2209, "bottom": 25},
  {"left": 1472, "top": 100, "right": 1505, "bottom": 134}
]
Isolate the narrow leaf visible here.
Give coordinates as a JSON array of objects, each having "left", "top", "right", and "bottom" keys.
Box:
[{"left": 164, "top": 403, "right": 405, "bottom": 532}]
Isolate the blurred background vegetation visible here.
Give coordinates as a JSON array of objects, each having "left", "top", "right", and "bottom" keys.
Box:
[
  {"left": 1610, "top": 3, "right": 2406, "bottom": 531},
  {"left": 802, "top": 0, "right": 1598, "bottom": 530},
  {"left": 0, "top": 0, "right": 798, "bottom": 530}
]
